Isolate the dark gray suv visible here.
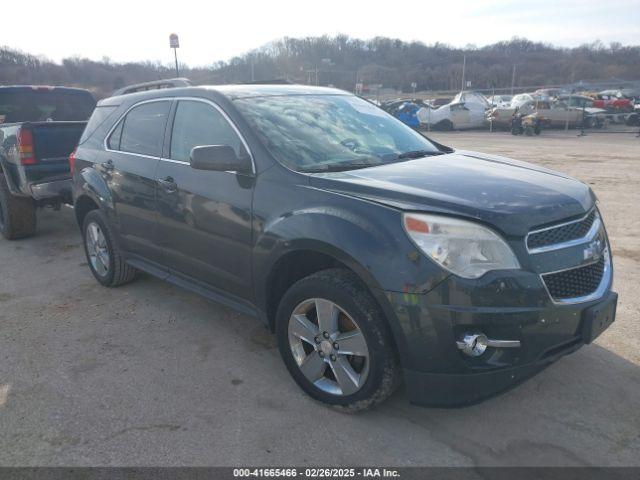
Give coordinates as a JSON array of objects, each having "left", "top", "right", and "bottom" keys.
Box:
[{"left": 71, "top": 84, "right": 616, "bottom": 410}]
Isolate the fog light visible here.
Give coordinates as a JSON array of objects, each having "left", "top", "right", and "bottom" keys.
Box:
[
  {"left": 458, "top": 333, "right": 488, "bottom": 357},
  {"left": 456, "top": 333, "right": 521, "bottom": 357}
]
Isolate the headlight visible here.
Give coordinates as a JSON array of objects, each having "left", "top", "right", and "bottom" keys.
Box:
[{"left": 403, "top": 213, "right": 520, "bottom": 279}]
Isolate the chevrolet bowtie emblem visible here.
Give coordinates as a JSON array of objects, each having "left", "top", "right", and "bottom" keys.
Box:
[{"left": 584, "top": 238, "right": 604, "bottom": 262}]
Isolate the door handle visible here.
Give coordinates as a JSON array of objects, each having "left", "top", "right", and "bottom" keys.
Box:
[
  {"left": 157, "top": 176, "right": 177, "bottom": 193},
  {"left": 100, "top": 159, "right": 114, "bottom": 171}
]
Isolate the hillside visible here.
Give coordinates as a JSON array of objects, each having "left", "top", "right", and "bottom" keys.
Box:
[{"left": 1, "top": 36, "right": 639, "bottom": 98}]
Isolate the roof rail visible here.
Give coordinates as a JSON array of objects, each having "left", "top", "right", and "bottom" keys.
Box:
[{"left": 112, "top": 78, "right": 192, "bottom": 97}]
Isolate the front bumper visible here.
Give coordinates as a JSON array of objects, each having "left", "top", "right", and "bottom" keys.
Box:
[{"left": 385, "top": 277, "right": 617, "bottom": 406}]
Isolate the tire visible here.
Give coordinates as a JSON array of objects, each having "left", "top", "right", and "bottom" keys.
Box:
[
  {"left": 434, "top": 120, "right": 453, "bottom": 131},
  {"left": 82, "top": 209, "right": 137, "bottom": 287},
  {"left": 0, "top": 173, "right": 36, "bottom": 240},
  {"left": 584, "top": 117, "right": 595, "bottom": 129},
  {"left": 625, "top": 114, "right": 639, "bottom": 126},
  {"left": 276, "top": 268, "right": 401, "bottom": 412}
]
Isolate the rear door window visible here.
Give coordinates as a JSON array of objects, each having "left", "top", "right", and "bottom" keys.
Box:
[
  {"left": 119, "top": 101, "right": 170, "bottom": 157},
  {"left": 169, "top": 100, "right": 242, "bottom": 162}
]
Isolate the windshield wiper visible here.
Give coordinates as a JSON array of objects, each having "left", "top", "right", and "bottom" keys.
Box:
[
  {"left": 301, "top": 162, "right": 380, "bottom": 173},
  {"left": 396, "top": 149, "right": 445, "bottom": 159}
]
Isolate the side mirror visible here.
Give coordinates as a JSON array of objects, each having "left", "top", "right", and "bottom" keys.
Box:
[{"left": 189, "top": 145, "right": 252, "bottom": 173}]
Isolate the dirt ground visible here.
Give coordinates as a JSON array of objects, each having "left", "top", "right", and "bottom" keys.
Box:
[{"left": 0, "top": 131, "right": 638, "bottom": 466}]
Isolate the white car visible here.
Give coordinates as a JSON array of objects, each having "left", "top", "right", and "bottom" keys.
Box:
[
  {"left": 416, "top": 91, "right": 488, "bottom": 130},
  {"left": 487, "top": 94, "right": 513, "bottom": 107}
]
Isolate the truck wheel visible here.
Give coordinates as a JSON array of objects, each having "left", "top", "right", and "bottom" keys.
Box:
[
  {"left": 0, "top": 173, "right": 37, "bottom": 240},
  {"left": 82, "top": 209, "right": 137, "bottom": 287},
  {"left": 276, "top": 268, "right": 401, "bottom": 412}
]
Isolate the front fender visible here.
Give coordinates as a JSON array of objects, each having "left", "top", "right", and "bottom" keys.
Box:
[{"left": 252, "top": 200, "right": 448, "bottom": 367}]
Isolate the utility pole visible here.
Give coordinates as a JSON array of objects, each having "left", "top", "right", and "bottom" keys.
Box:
[
  {"left": 169, "top": 33, "right": 180, "bottom": 78},
  {"left": 510, "top": 64, "right": 516, "bottom": 95},
  {"left": 250, "top": 57, "right": 255, "bottom": 82},
  {"left": 461, "top": 55, "right": 466, "bottom": 92}
]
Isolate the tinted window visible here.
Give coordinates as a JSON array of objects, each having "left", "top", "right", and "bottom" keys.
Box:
[
  {"left": 170, "top": 100, "right": 242, "bottom": 162},
  {"left": 120, "top": 101, "right": 170, "bottom": 157},
  {"left": 80, "top": 105, "right": 117, "bottom": 144},
  {"left": 0, "top": 90, "right": 95, "bottom": 123}
]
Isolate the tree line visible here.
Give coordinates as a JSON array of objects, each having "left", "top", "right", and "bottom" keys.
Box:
[{"left": 1, "top": 36, "right": 638, "bottom": 98}]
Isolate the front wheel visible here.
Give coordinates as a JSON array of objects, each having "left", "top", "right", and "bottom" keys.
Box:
[{"left": 276, "top": 269, "right": 401, "bottom": 412}]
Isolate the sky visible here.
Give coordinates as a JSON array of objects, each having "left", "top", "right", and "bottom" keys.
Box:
[{"left": 3, "top": 0, "right": 639, "bottom": 67}]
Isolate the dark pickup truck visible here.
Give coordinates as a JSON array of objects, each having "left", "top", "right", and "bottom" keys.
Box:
[{"left": 0, "top": 86, "right": 96, "bottom": 239}]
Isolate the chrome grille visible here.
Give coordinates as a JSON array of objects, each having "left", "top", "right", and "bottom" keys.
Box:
[
  {"left": 542, "top": 256, "right": 606, "bottom": 301},
  {"left": 527, "top": 210, "right": 597, "bottom": 251}
]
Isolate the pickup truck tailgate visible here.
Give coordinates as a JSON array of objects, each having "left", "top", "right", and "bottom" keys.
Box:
[
  {"left": 28, "top": 121, "right": 86, "bottom": 183},
  {"left": 32, "top": 121, "right": 86, "bottom": 163}
]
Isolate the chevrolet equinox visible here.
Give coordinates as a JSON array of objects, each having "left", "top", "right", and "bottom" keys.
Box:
[{"left": 71, "top": 84, "right": 617, "bottom": 410}]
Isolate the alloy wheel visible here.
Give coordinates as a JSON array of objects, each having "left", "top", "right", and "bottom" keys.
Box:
[
  {"left": 288, "top": 298, "right": 370, "bottom": 396},
  {"left": 85, "top": 222, "right": 110, "bottom": 277}
]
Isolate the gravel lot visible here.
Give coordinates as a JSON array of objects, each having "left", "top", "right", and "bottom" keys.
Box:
[{"left": 0, "top": 131, "right": 638, "bottom": 466}]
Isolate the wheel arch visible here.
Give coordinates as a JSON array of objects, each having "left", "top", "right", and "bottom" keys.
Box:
[
  {"left": 74, "top": 194, "right": 100, "bottom": 229},
  {"left": 260, "top": 242, "right": 409, "bottom": 364},
  {"left": 74, "top": 166, "right": 115, "bottom": 228}
]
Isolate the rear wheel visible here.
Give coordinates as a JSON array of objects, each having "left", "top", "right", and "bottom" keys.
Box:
[
  {"left": 0, "top": 173, "right": 36, "bottom": 240},
  {"left": 276, "top": 268, "right": 401, "bottom": 412},
  {"left": 82, "top": 209, "right": 137, "bottom": 287}
]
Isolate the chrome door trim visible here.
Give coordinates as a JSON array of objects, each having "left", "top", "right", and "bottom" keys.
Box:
[{"left": 102, "top": 96, "right": 256, "bottom": 175}]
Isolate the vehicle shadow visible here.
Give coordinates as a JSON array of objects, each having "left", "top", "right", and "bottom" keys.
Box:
[{"left": 374, "top": 343, "right": 640, "bottom": 466}]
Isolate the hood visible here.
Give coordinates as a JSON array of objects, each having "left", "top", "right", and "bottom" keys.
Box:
[{"left": 309, "top": 150, "right": 595, "bottom": 237}]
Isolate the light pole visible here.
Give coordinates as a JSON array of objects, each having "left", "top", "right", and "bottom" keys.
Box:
[{"left": 169, "top": 33, "right": 180, "bottom": 78}]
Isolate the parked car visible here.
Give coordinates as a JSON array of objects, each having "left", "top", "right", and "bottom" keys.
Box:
[
  {"left": 533, "top": 88, "right": 568, "bottom": 99},
  {"left": 381, "top": 98, "right": 431, "bottom": 129},
  {"left": 0, "top": 86, "right": 96, "bottom": 239},
  {"left": 72, "top": 83, "right": 616, "bottom": 410},
  {"left": 416, "top": 92, "right": 488, "bottom": 130},
  {"left": 590, "top": 92, "right": 634, "bottom": 112},
  {"left": 488, "top": 96, "right": 592, "bottom": 129},
  {"left": 487, "top": 94, "right": 512, "bottom": 107},
  {"left": 556, "top": 95, "right": 607, "bottom": 128}
]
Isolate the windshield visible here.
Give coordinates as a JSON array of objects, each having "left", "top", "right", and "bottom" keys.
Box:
[{"left": 234, "top": 94, "right": 441, "bottom": 172}]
